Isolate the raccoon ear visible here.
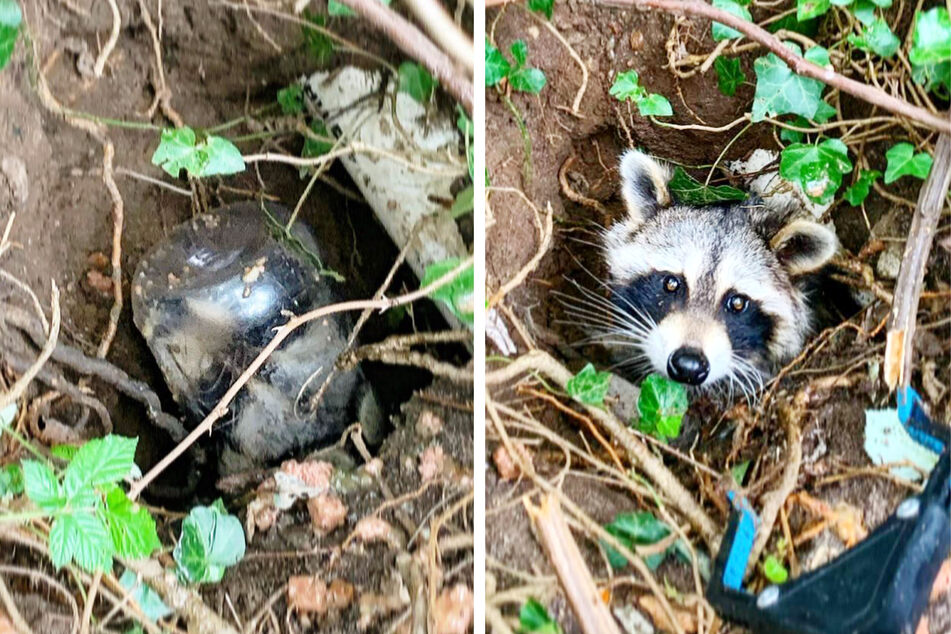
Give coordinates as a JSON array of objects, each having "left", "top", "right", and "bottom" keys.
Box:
[
  {"left": 618, "top": 150, "right": 672, "bottom": 228},
  {"left": 770, "top": 219, "right": 838, "bottom": 275}
]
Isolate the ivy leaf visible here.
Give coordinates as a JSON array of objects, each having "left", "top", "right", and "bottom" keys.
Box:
[
  {"left": 565, "top": 363, "right": 612, "bottom": 407},
  {"left": 118, "top": 570, "right": 173, "bottom": 623},
  {"left": 779, "top": 139, "right": 853, "bottom": 204},
  {"left": 812, "top": 99, "right": 837, "bottom": 123},
  {"left": 884, "top": 143, "right": 932, "bottom": 183},
  {"left": 609, "top": 70, "right": 647, "bottom": 102},
  {"left": 103, "top": 486, "right": 161, "bottom": 560},
  {"left": 0, "top": 0, "right": 21, "bottom": 71},
  {"left": 519, "top": 599, "right": 563, "bottom": 633},
  {"left": 714, "top": 56, "right": 746, "bottom": 97},
  {"left": 604, "top": 511, "right": 672, "bottom": 570},
  {"left": 398, "top": 61, "right": 436, "bottom": 103},
  {"left": 422, "top": 258, "right": 474, "bottom": 326},
  {"left": 637, "top": 374, "right": 688, "bottom": 440},
  {"left": 508, "top": 40, "right": 547, "bottom": 94},
  {"left": 151, "top": 127, "right": 246, "bottom": 179},
  {"left": 486, "top": 39, "right": 511, "bottom": 86},
  {"left": 277, "top": 85, "right": 304, "bottom": 115},
  {"left": 50, "top": 512, "right": 114, "bottom": 572},
  {"left": 527, "top": 0, "right": 554, "bottom": 20},
  {"left": 909, "top": 7, "right": 951, "bottom": 66},
  {"left": 637, "top": 93, "right": 673, "bottom": 117},
  {"left": 174, "top": 500, "right": 246, "bottom": 584},
  {"left": 763, "top": 554, "right": 789, "bottom": 583},
  {"left": 712, "top": 0, "right": 752, "bottom": 41},
  {"left": 843, "top": 169, "right": 881, "bottom": 206},
  {"left": 302, "top": 12, "right": 334, "bottom": 64},
  {"left": 850, "top": 0, "right": 877, "bottom": 25},
  {"left": 327, "top": 0, "right": 391, "bottom": 17},
  {"left": 848, "top": 18, "right": 900, "bottom": 58},
  {"left": 669, "top": 167, "right": 746, "bottom": 205},
  {"left": 22, "top": 460, "right": 64, "bottom": 512},
  {"left": 752, "top": 44, "right": 828, "bottom": 121},
  {"left": 797, "top": 0, "right": 830, "bottom": 22},
  {"left": 911, "top": 60, "right": 950, "bottom": 98}
]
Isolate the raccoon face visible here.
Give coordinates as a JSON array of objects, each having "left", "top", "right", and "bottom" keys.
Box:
[{"left": 598, "top": 150, "right": 838, "bottom": 393}]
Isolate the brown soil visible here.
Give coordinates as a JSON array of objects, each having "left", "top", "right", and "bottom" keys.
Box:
[
  {"left": 1, "top": 1, "right": 472, "bottom": 632},
  {"left": 486, "top": 2, "right": 949, "bottom": 633}
]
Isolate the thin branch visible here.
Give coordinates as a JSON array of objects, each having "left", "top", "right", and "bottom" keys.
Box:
[
  {"left": 93, "top": 0, "right": 121, "bottom": 77},
  {"left": 0, "top": 282, "right": 60, "bottom": 411}
]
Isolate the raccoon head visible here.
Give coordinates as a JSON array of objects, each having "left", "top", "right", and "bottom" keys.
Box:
[{"left": 599, "top": 150, "right": 838, "bottom": 393}]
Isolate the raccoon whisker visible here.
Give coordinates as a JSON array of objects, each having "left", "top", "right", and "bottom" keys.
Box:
[
  {"left": 556, "top": 299, "right": 653, "bottom": 340},
  {"left": 560, "top": 268, "right": 659, "bottom": 331},
  {"left": 555, "top": 313, "right": 651, "bottom": 342},
  {"left": 557, "top": 287, "right": 656, "bottom": 336}
]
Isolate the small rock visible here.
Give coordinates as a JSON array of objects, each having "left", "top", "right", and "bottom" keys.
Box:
[
  {"left": 419, "top": 445, "right": 447, "bottom": 481},
  {"left": 431, "top": 584, "right": 473, "bottom": 634},
  {"left": 307, "top": 493, "right": 348, "bottom": 535},
  {"left": 287, "top": 575, "right": 328, "bottom": 614},
  {"left": 0, "top": 156, "right": 28, "bottom": 204},
  {"left": 876, "top": 248, "right": 902, "bottom": 279},
  {"left": 327, "top": 578, "right": 355, "bottom": 611}
]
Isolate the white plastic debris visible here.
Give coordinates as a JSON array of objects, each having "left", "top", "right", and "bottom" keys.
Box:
[
  {"left": 863, "top": 408, "right": 939, "bottom": 481},
  {"left": 727, "top": 149, "right": 831, "bottom": 219}
]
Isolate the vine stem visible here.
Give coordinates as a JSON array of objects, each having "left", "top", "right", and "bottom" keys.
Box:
[{"left": 598, "top": 0, "right": 951, "bottom": 134}]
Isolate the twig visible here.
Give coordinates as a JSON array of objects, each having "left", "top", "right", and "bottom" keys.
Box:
[
  {"left": 93, "top": 0, "right": 121, "bottom": 77},
  {"left": 487, "top": 192, "right": 553, "bottom": 308},
  {"left": 402, "top": 0, "right": 474, "bottom": 75},
  {"left": 96, "top": 142, "right": 124, "bottom": 359},
  {"left": 885, "top": 134, "right": 951, "bottom": 390},
  {"left": 80, "top": 572, "right": 102, "bottom": 634},
  {"left": 600, "top": 0, "right": 951, "bottom": 134},
  {"left": 526, "top": 8, "right": 588, "bottom": 117},
  {"left": 129, "top": 256, "right": 472, "bottom": 499},
  {"left": 0, "top": 574, "right": 33, "bottom": 634},
  {"left": 0, "top": 282, "right": 60, "bottom": 411},
  {"left": 337, "top": 0, "right": 473, "bottom": 113}
]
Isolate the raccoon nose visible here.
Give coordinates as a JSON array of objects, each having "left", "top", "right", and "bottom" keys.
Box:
[{"left": 667, "top": 348, "right": 709, "bottom": 385}]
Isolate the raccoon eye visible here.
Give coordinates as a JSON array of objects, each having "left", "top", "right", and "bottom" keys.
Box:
[
  {"left": 727, "top": 294, "right": 749, "bottom": 313},
  {"left": 663, "top": 276, "right": 680, "bottom": 293}
]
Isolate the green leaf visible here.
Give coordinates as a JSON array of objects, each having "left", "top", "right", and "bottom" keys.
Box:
[
  {"left": 843, "top": 169, "right": 881, "bottom": 205},
  {"left": 797, "top": 0, "right": 830, "bottom": 22},
  {"left": 812, "top": 99, "right": 837, "bottom": 123},
  {"left": 751, "top": 44, "right": 828, "bottom": 122},
  {"left": 277, "top": 85, "right": 304, "bottom": 115},
  {"left": 22, "top": 460, "right": 64, "bottom": 512},
  {"left": 668, "top": 167, "right": 746, "bottom": 205},
  {"left": 302, "top": 119, "right": 333, "bottom": 161},
  {"left": 173, "top": 500, "right": 246, "bottom": 584},
  {"left": 604, "top": 511, "right": 672, "bottom": 570},
  {"left": 909, "top": 7, "right": 951, "bottom": 66},
  {"left": 712, "top": 0, "right": 752, "bottom": 41},
  {"left": 519, "top": 599, "right": 562, "bottom": 633},
  {"left": 50, "top": 444, "right": 79, "bottom": 462},
  {"left": 850, "top": 0, "right": 877, "bottom": 25},
  {"left": 302, "top": 12, "right": 334, "bottom": 63},
  {"left": 151, "top": 127, "right": 246, "bottom": 179},
  {"left": 768, "top": 13, "right": 820, "bottom": 35},
  {"left": 763, "top": 554, "right": 789, "bottom": 583},
  {"left": 486, "top": 39, "right": 511, "bottom": 87},
  {"left": 103, "top": 486, "right": 161, "bottom": 560},
  {"left": 527, "top": 0, "right": 554, "bottom": 19},
  {"left": 565, "top": 363, "right": 612, "bottom": 407},
  {"left": 637, "top": 374, "right": 688, "bottom": 440},
  {"left": 63, "top": 436, "right": 138, "bottom": 501},
  {"left": 780, "top": 121, "right": 805, "bottom": 144},
  {"left": 730, "top": 460, "right": 751, "bottom": 485},
  {"left": 911, "top": 60, "right": 950, "bottom": 97},
  {"left": 0, "top": 464, "right": 23, "bottom": 497},
  {"left": 457, "top": 107, "right": 474, "bottom": 179},
  {"left": 118, "top": 570, "right": 173, "bottom": 623},
  {"left": 398, "top": 61, "right": 436, "bottom": 103},
  {"left": 869, "top": 0, "right": 891, "bottom": 6},
  {"left": 50, "top": 512, "right": 114, "bottom": 572},
  {"left": 450, "top": 184, "right": 474, "bottom": 218},
  {"left": 421, "top": 258, "right": 474, "bottom": 326},
  {"left": 884, "top": 143, "right": 932, "bottom": 184},
  {"left": 508, "top": 41, "right": 547, "bottom": 94},
  {"left": 637, "top": 93, "right": 673, "bottom": 117},
  {"left": 848, "top": 18, "right": 900, "bottom": 58},
  {"left": 714, "top": 56, "right": 746, "bottom": 97},
  {"left": 609, "top": 70, "right": 647, "bottom": 102},
  {"left": 779, "top": 139, "right": 853, "bottom": 204},
  {"left": 0, "top": 0, "right": 22, "bottom": 71},
  {"left": 510, "top": 39, "right": 529, "bottom": 66},
  {"left": 327, "top": 0, "right": 391, "bottom": 17}
]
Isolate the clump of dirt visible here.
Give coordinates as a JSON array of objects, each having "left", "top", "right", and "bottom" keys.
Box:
[
  {"left": 486, "top": 2, "right": 949, "bottom": 633},
  {"left": 1, "top": 1, "right": 472, "bottom": 632}
]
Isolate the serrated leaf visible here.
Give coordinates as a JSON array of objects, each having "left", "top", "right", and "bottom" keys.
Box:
[
  {"left": 22, "top": 460, "right": 64, "bottom": 512},
  {"left": 637, "top": 374, "right": 688, "bottom": 440},
  {"left": 848, "top": 18, "right": 900, "bottom": 58},
  {"left": 50, "top": 444, "right": 79, "bottom": 461},
  {"left": 103, "top": 486, "right": 161, "bottom": 559},
  {"left": 910, "top": 8, "right": 951, "bottom": 66},
  {"left": 50, "top": 512, "right": 114, "bottom": 572},
  {"left": 609, "top": 70, "right": 647, "bottom": 102},
  {"left": 118, "top": 570, "right": 173, "bottom": 623},
  {"left": 63, "top": 436, "right": 138, "bottom": 501},
  {"left": 421, "top": 258, "right": 474, "bottom": 326},
  {"left": 277, "top": 85, "right": 304, "bottom": 115},
  {"left": 565, "top": 363, "right": 612, "bottom": 407},
  {"left": 669, "top": 167, "right": 746, "bottom": 205},
  {"left": 527, "top": 0, "right": 554, "bottom": 19},
  {"left": 752, "top": 44, "right": 828, "bottom": 121},
  {"left": 763, "top": 554, "right": 789, "bottom": 583},
  {"left": 302, "top": 12, "right": 334, "bottom": 63},
  {"left": 637, "top": 93, "right": 673, "bottom": 117},
  {"left": 797, "top": 0, "right": 830, "bottom": 22},
  {"left": 714, "top": 56, "right": 746, "bottom": 96},
  {"left": 843, "top": 169, "right": 881, "bottom": 205},
  {"left": 519, "top": 598, "right": 563, "bottom": 633},
  {"left": 779, "top": 139, "right": 853, "bottom": 204},
  {"left": 398, "top": 61, "right": 436, "bottom": 103},
  {"left": 486, "top": 39, "right": 511, "bottom": 87},
  {"left": 712, "top": 0, "right": 752, "bottom": 41},
  {"left": 884, "top": 143, "right": 932, "bottom": 183},
  {"left": 174, "top": 500, "right": 245, "bottom": 584},
  {"left": 0, "top": 0, "right": 22, "bottom": 72}
]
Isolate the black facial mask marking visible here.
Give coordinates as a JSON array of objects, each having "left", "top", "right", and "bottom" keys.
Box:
[
  {"left": 721, "top": 291, "right": 774, "bottom": 355},
  {"left": 612, "top": 271, "right": 687, "bottom": 328}
]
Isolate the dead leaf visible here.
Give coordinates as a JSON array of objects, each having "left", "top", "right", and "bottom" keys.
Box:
[
  {"left": 884, "top": 329, "right": 905, "bottom": 390},
  {"left": 431, "top": 584, "right": 473, "bottom": 634},
  {"left": 638, "top": 595, "right": 697, "bottom": 634},
  {"left": 328, "top": 578, "right": 355, "bottom": 611},
  {"left": 307, "top": 493, "right": 348, "bottom": 535}
]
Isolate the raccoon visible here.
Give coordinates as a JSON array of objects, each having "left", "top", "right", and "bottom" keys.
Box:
[{"left": 594, "top": 150, "right": 839, "bottom": 394}]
